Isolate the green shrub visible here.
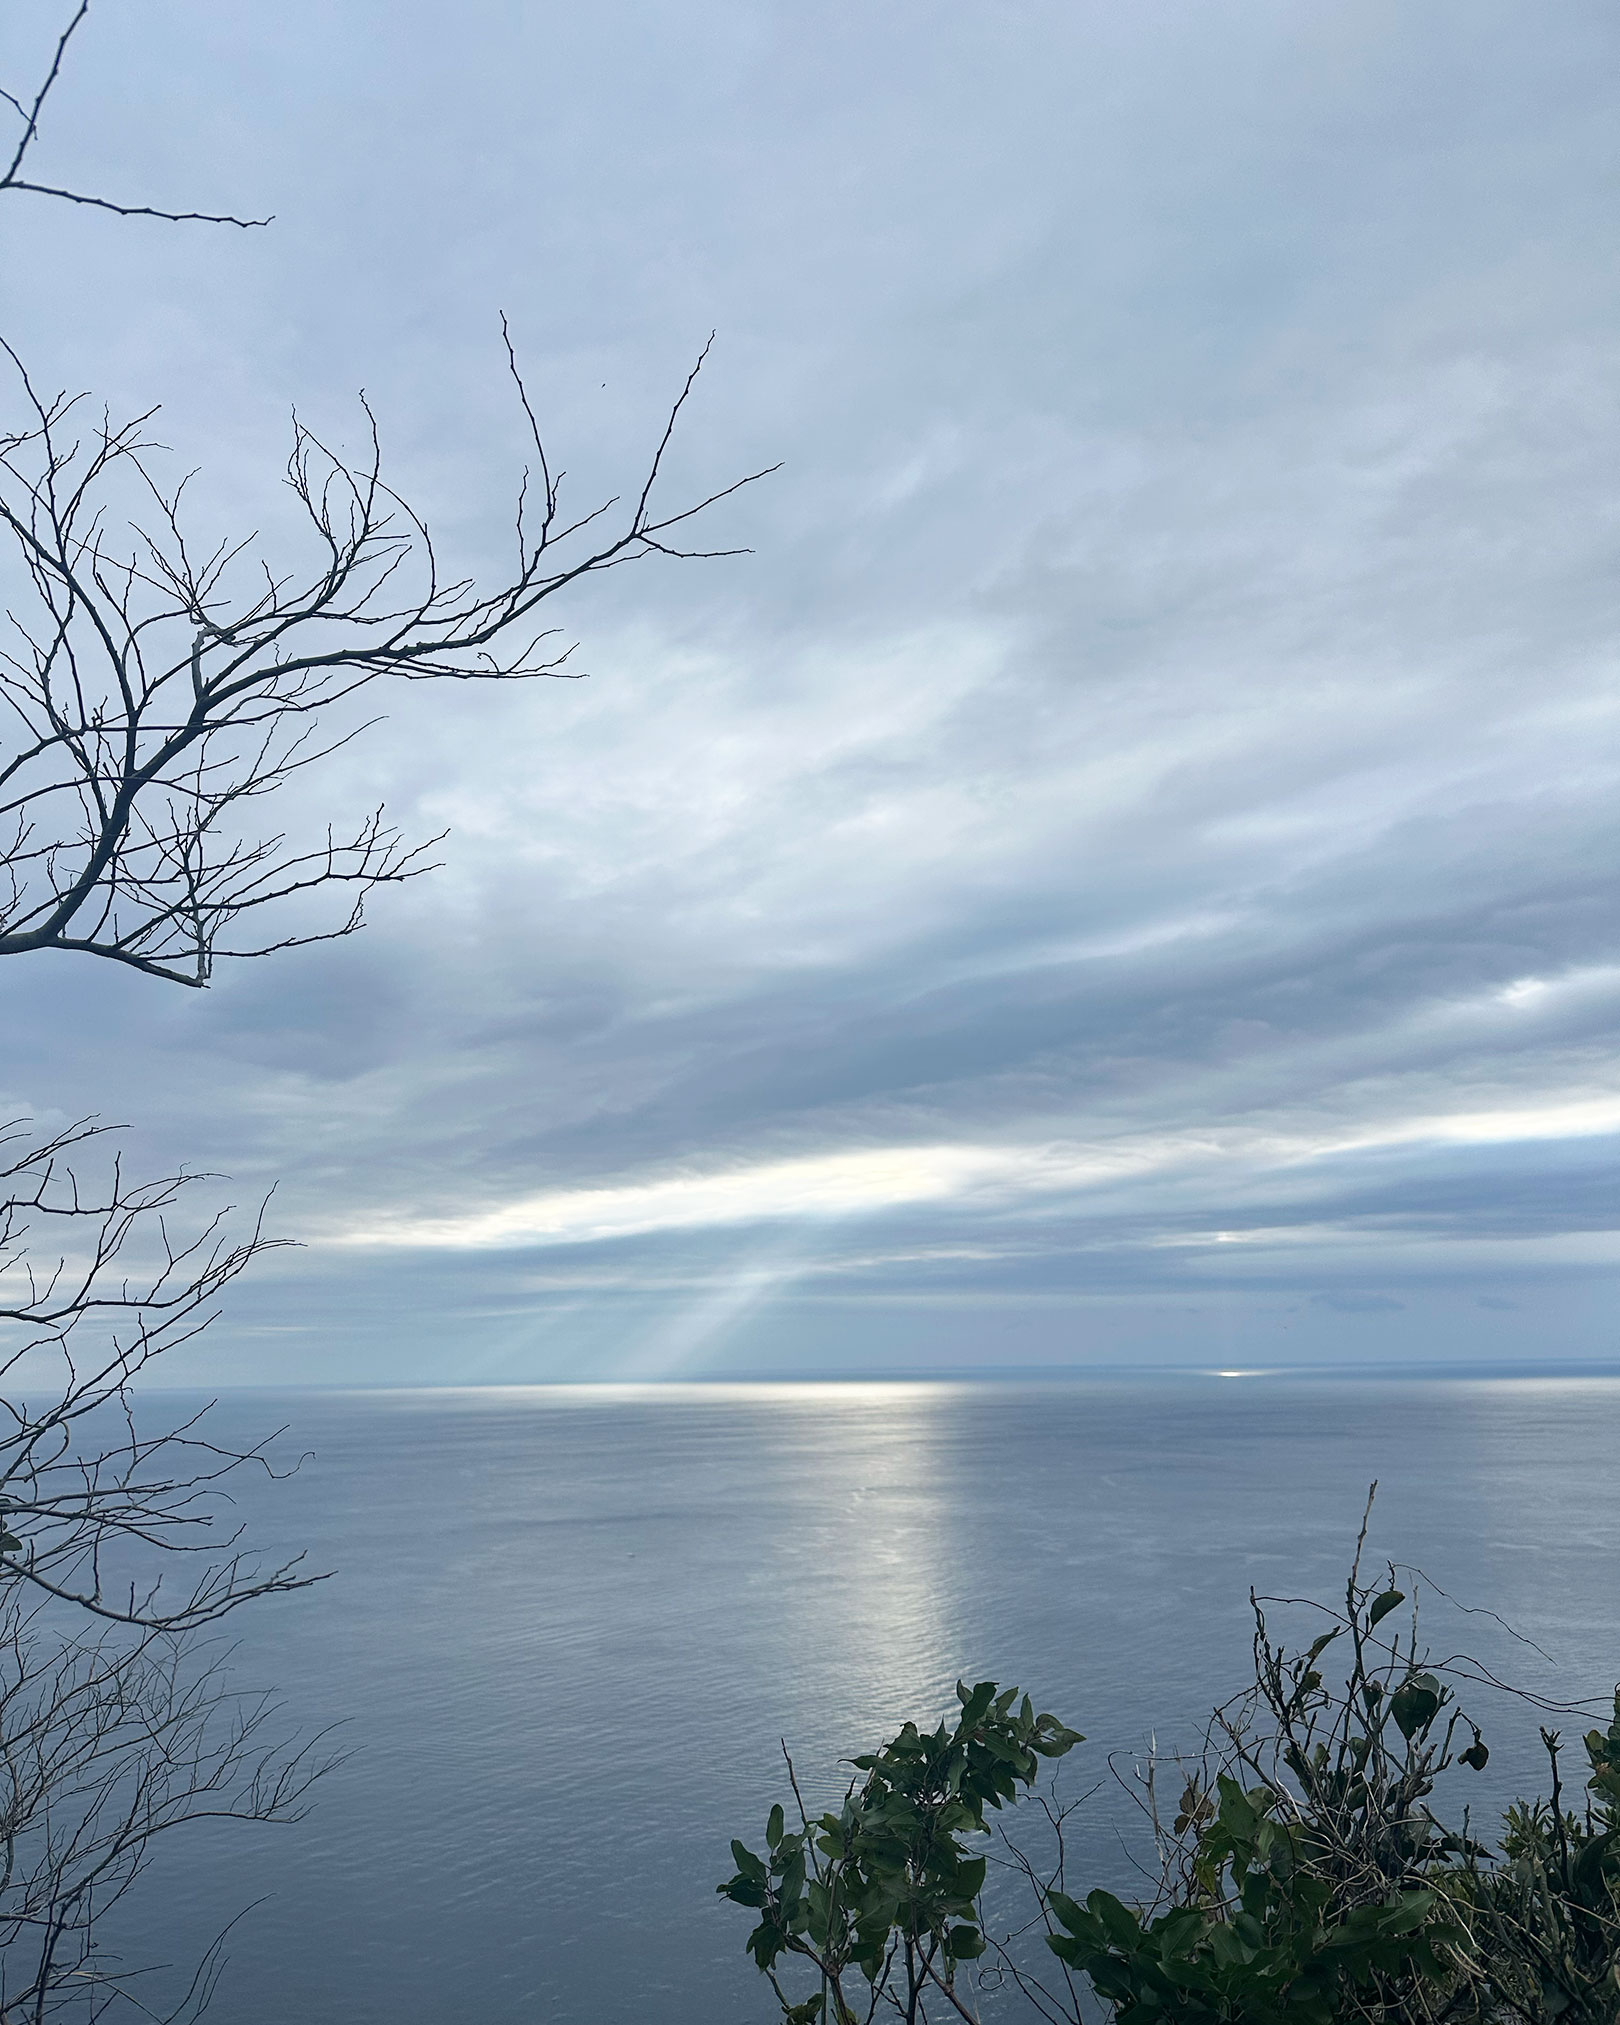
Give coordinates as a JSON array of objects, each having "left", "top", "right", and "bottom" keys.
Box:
[
  {"left": 719, "top": 1683, "right": 1081, "bottom": 2023},
  {"left": 722, "top": 1518, "right": 1619, "bottom": 2025}
]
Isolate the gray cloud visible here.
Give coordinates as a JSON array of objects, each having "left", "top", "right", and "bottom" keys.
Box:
[{"left": 1, "top": 0, "right": 1617, "bottom": 1378}]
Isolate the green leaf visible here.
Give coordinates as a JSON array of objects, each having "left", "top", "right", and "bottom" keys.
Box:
[
  {"left": 1379, "top": 1890, "right": 1434, "bottom": 1935},
  {"left": 1390, "top": 1674, "right": 1443, "bottom": 1740},
  {"left": 1032, "top": 1717, "right": 1085, "bottom": 1757},
  {"left": 1045, "top": 1889, "right": 1093, "bottom": 1938},
  {"left": 958, "top": 1681, "right": 996, "bottom": 1727},
  {"left": 766, "top": 1803, "right": 785, "bottom": 1848},
  {"left": 1215, "top": 1775, "right": 1262, "bottom": 1838},
  {"left": 731, "top": 1840, "right": 768, "bottom": 1881},
  {"left": 1087, "top": 1889, "right": 1142, "bottom": 1951},
  {"left": 1367, "top": 1588, "right": 1406, "bottom": 1628},
  {"left": 1207, "top": 1921, "right": 1252, "bottom": 1968}
]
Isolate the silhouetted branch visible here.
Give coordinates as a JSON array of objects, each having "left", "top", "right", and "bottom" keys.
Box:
[
  {"left": 0, "top": 2, "right": 270, "bottom": 228},
  {"left": 0, "top": 10, "right": 773, "bottom": 2015},
  {"left": 0, "top": 334, "right": 775, "bottom": 985},
  {"left": 0, "top": 1601, "right": 330, "bottom": 2022},
  {"left": 0, "top": 1116, "right": 314, "bottom": 1634}
]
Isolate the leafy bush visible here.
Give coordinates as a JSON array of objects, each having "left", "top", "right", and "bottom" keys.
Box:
[
  {"left": 719, "top": 1683, "right": 1081, "bottom": 2023},
  {"left": 722, "top": 1520, "right": 1619, "bottom": 2025}
]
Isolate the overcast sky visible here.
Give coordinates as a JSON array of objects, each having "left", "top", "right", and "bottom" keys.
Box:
[{"left": 2, "top": 0, "right": 1618, "bottom": 1381}]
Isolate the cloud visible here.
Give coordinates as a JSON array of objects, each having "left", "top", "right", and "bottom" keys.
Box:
[
  {"left": 330, "top": 1086, "right": 1620, "bottom": 1252},
  {"left": 4, "top": 0, "right": 1619, "bottom": 1377}
]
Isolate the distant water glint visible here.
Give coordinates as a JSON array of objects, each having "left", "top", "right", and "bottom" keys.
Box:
[{"left": 112, "top": 1377, "right": 1620, "bottom": 2023}]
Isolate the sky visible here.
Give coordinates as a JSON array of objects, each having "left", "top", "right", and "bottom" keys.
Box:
[{"left": 1, "top": 0, "right": 1617, "bottom": 1381}]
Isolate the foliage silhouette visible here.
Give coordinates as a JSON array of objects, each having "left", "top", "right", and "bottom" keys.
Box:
[
  {"left": 1, "top": 5, "right": 763, "bottom": 2014},
  {"left": 724, "top": 1506, "right": 1619, "bottom": 2025}
]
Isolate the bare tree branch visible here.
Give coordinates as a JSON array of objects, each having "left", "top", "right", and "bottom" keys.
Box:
[
  {"left": 0, "top": 1109, "right": 331, "bottom": 2017},
  {"left": 0, "top": 1117, "right": 316, "bottom": 1634},
  {"left": 0, "top": 1602, "right": 331, "bottom": 2022},
  {"left": 0, "top": 334, "right": 775, "bottom": 985},
  {"left": 0, "top": 2, "right": 270, "bottom": 229},
  {"left": 0, "top": 9, "right": 775, "bottom": 2014}
]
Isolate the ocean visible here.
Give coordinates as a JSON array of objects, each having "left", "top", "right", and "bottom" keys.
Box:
[{"left": 114, "top": 1375, "right": 1620, "bottom": 2022}]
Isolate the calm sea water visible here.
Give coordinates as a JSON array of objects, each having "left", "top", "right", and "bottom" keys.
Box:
[{"left": 114, "top": 1377, "right": 1620, "bottom": 2023}]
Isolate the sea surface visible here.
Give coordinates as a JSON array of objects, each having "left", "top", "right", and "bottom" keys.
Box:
[{"left": 113, "top": 1375, "right": 1620, "bottom": 2023}]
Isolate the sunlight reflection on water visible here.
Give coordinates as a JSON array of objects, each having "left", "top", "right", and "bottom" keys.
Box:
[{"left": 111, "top": 1376, "right": 1620, "bottom": 2024}]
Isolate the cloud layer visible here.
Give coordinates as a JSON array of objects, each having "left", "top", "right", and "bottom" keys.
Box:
[{"left": 1, "top": 0, "right": 1617, "bottom": 1378}]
